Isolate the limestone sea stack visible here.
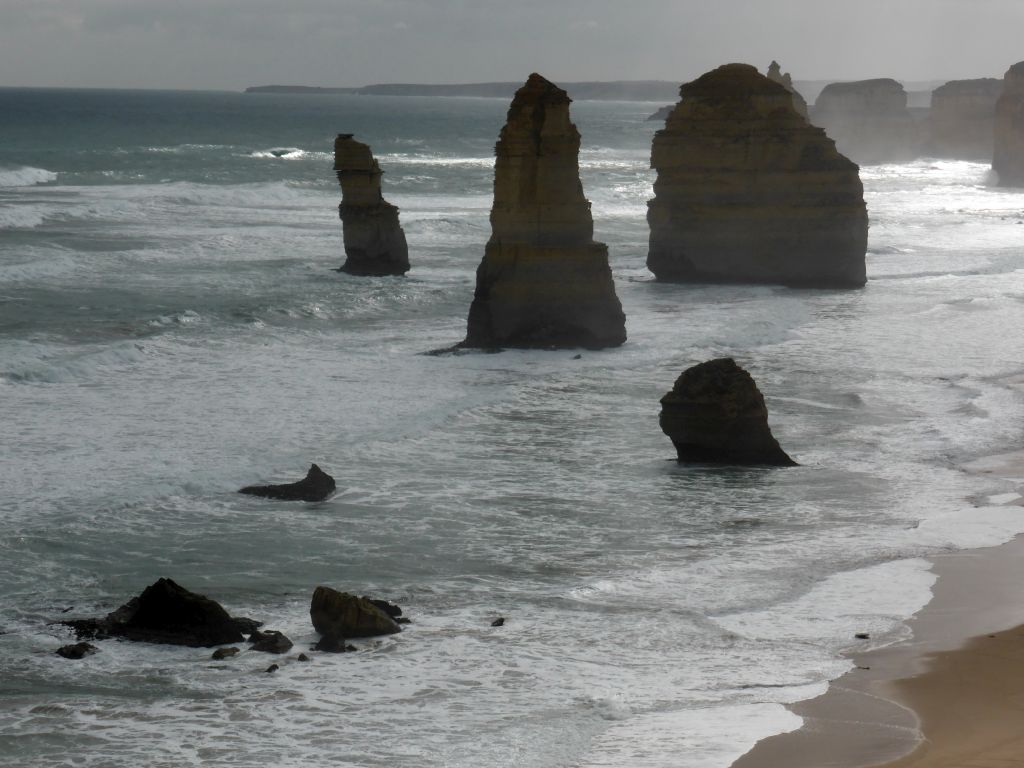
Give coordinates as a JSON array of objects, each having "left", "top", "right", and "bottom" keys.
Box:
[
  {"left": 462, "top": 74, "right": 626, "bottom": 349},
  {"left": 660, "top": 358, "right": 795, "bottom": 466},
  {"left": 334, "top": 134, "right": 410, "bottom": 276},
  {"left": 647, "top": 63, "right": 867, "bottom": 288},
  {"left": 811, "top": 79, "right": 920, "bottom": 164},
  {"left": 928, "top": 79, "right": 1002, "bottom": 160},
  {"left": 766, "top": 60, "right": 809, "bottom": 118},
  {"left": 994, "top": 61, "right": 1024, "bottom": 187}
]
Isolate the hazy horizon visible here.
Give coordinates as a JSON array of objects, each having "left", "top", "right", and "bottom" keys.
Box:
[{"left": 1, "top": 0, "right": 1021, "bottom": 92}]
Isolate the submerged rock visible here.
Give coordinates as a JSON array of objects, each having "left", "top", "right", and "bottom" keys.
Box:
[
  {"left": 238, "top": 463, "right": 336, "bottom": 502},
  {"left": 994, "top": 61, "right": 1024, "bottom": 187},
  {"left": 462, "top": 73, "right": 626, "bottom": 350},
  {"left": 334, "top": 134, "right": 410, "bottom": 275},
  {"left": 811, "top": 78, "right": 921, "bottom": 164},
  {"left": 310, "top": 586, "right": 402, "bottom": 645},
  {"left": 928, "top": 78, "right": 1003, "bottom": 160},
  {"left": 56, "top": 642, "right": 97, "bottom": 659},
  {"left": 659, "top": 358, "right": 796, "bottom": 466},
  {"left": 647, "top": 63, "right": 867, "bottom": 288},
  {"left": 211, "top": 646, "right": 240, "bottom": 660},
  {"left": 61, "top": 578, "right": 255, "bottom": 647}
]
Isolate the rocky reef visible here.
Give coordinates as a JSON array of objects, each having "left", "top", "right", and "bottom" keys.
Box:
[
  {"left": 766, "top": 60, "right": 809, "bottom": 118},
  {"left": 660, "top": 358, "right": 795, "bottom": 466},
  {"left": 462, "top": 73, "right": 626, "bottom": 349},
  {"left": 811, "top": 79, "right": 921, "bottom": 164},
  {"left": 335, "top": 134, "right": 410, "bottom": 275},
  {"left": 994, "top": 61, "right": 1024, "bottom": 187},
  {"left": 238, "top": 463, "right": 336, "bottom": 502},
  {"left": 310, "top": 586, "right": 402, "bottom": 651},
  {"left": 647, "top": 63, "right": 867, "bottom": 288},
  {"left": 928, "top": 78, "right": 1003, "bottom": 160}
]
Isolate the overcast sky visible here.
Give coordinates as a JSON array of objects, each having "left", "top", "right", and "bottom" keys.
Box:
[{"left": 1, "top": 0, "right": 1021, "bottom": 90}]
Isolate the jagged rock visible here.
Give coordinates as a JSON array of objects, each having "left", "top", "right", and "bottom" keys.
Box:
[
  {"left": 61, "top": 578, "right": 254, "bottom": 647},
  {"left": 238, "top": 463, "right": 336, "bottom": 502},
  {"left": 812, "top": 78, "right": 921, "bottom": 164},
  {"left": 310, "top": 586, "right": 402, "bottom": 642},
  {"left": 994, "top": 62, "right": 1024, "bottom": 187},
  {"left": 490, "top": 617, "right": 505, "bottom": 627},
  {"left": 462, "top": 73, "right": 626, "bottom": 350},
  {"left": 334, "top": 134, "right": 410, "bottom": 275},
  {"left": 928, "top": 78, "right": 1003, "bottom": 160},
  {"left": 766, "top": 60, "right": 809, "bottom": 118},
  {"left": 659, "top": 358, "right": 796, "bottom": 466},
  {"left": 265, "top": 663, "right": 279, "bottom": 674},
  {"left": 647, "top": 63, "right": 867, "bottom": 288},
  {"left": 211, "top": 646, "right": 239, "bottom": 660},
  {"left": 249, "top": 629, "right": 294, "bottom": 654},
  {"left": 56, "top": 642, "right": 97, "bottom": 659},
  {"left": 297, "top": 652, "right": 311, "bottom": 662}
]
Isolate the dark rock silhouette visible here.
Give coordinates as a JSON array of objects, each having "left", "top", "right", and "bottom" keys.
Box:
[
  {"left": 648, "top": 64, "right": 867, "bottom": 288},
  {"left": 928, "top": 79, "right": 1003, "bottom": 160},
  {"left": 647, "top": 105, "right": 673, "bottom": 122},
  {"left": 238, "top": 464, "right": 336, "bottom": 502},
  {"left": 56, "top": 642, "right": 97, "bottom": 659},
  {"left": 766, "top": 60, "right": 809, "bottom": 118},
  {"left": 994, "top": 61, "right": 1024, "bottom": 186},
  {"left": 61, "top": 578, "right": 256, "bottom": 647},
  {"left": 249, "top": 629, "right": 293, "bottom": 654},
  {"left": 335, "top": 134, "right": 410, "bottom": 275},
  {"left": 660, "top": 358, "right": 796, "bottom": 466},
  {"left": 211, "top": 646, "right": 239, "bottom": 660},
  {"left": 462, "top": 73, "right": 626, "bottom": 350},
  {"left": 310, "top": 586, "right": 402, "bottom": 647},
  {"left": 812, "top": 79, "right": 921, "bottom": 164}
]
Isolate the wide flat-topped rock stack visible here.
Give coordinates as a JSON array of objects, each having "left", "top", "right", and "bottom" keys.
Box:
[
  {"left": 334, "top": 134, "right": 410, "bottom": 276},
  {"left": 994, "top": 61, "right": 1024, "bottom": 187},
  {"left": 928, "top": 78, "right": 1003, "bottom": 160},
  {"left": 463, "top": 73, "right": 626, "bottom": 349},
  {"left": 647, "top": 63, "right": 867, "bottom": 288},
  {"left": 811, "top": 78, "right": 920, "bottom": 164}
]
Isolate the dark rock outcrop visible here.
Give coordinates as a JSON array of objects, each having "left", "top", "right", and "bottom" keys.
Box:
[
  {"left": 238, "top": 464, "right": 336, "bottom": 502},
  {"left": 249, "top": 629, "right": 293, "bottom": 654},
  {"left": 812, "top": 79, "right": 920, "bottom": 164},
  {"left": 766, "top": 60, "right": 809, "bottom": 118},
  {"left": 61, "top": 578, "right": 255, "bottom": 647},
  {"left": 57, "top": 642, "right": 97, "bottom": 659},
  {"left": 659, "top": 358, "right": 795, "bottom": 466},
  {"left": 462, "top": 73, "right": 626, "bottom": 350},
  {"left": 647, "top": 63, "right": 867, "bottom": 288},
  {"left": 211, "top": 646, "right": 239, "bottom": 660},
  {"left": 335, "top": 134, "right": 410, "bottom": 276},
  {"left": 310, "top": 586, "right": 402, "bottom": 646},
  {"left": 647, "top": 105, "right": 673, "bottom": 122},
  {"left": 994, "top": 62, "right": 1024, "bottom": 187},
  {"left": 928, "top": 78, "right": 1003, "bottom": 160}
]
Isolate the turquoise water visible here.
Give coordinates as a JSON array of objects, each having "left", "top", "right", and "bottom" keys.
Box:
[{"left": 2, "top": 87, "right": 1024, "bottom": 768}]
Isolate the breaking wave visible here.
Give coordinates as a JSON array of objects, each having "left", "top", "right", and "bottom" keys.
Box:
[{"left": 0, "top": 166, "right": 58, "bottom": 187}]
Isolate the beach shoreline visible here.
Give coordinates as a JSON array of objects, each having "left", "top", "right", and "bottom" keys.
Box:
[{"left": 731, "top": 450, "right": 1024, "bottom": 768}]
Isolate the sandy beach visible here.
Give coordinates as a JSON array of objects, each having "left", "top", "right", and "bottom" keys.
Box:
[{"left": 732, "top": 450, "right": 1024, "bottom": 768}]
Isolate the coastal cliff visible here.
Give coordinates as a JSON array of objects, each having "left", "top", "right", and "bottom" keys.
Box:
[
  {"left": 647, "top": 63, "right": 867, "bottom": 288},
  {"left": 812, "top": 79, "right": 920, "bottom": 164},
  {"left": 928, "top": 79, "right": 1002, "bottom": 160},
  {"left": 994, "top": 61, "right": 1024, "bottom": 187},
  {"left": 463, "top": 74, "right": 626, "bottom": 349},
  {"left": 334, "top": 134, "right": 410, "bottom": 276}
]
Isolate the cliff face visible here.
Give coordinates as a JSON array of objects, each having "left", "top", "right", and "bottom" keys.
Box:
[
  {"left": 994, "top": 62, "right": 1024, "bottom": 187},
  {"left": 647, "top": 63, "right": 867, "bottom": 289},
  {"left": 812, "top": 79, "right": 921, "bottom": 164},
  {"left": 928, "top": 79, "right": 1002, "bottom": 160},
  {"left": 463, "top": 73, "right": 626, "bottom": 349},
  {"left": 334, "top": 135, "right": 410, "bottom": 276}
]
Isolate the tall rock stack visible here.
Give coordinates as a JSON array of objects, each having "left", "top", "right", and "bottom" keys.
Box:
[
  {"left": 766, "top": 60, "right": 809, "bottom": 118},
  {"left": 334, "top": 134, "right": 410, "bottom": 276},
  {"left": 993, "top": 61, "right": 1024, "bottom": 187},
  {"left": 811, "top": 79, "right": 920, "bottom": 164},
  {"left": 463, "top": 73, "right": 626, "bottom": 349},
  {"left": 928, "top": 79, "right": 1002, "bottom": 160},
  {"left": 647, "top": 63, "right": 867, "bottom": 288}
]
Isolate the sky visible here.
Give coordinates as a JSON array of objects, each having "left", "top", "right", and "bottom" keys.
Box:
[{"left": 0, "top": 0, "right": 1021, "bottom": 91}]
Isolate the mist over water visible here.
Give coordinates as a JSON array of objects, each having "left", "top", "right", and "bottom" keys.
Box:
[{"left": 2, "top": 89, "right": 1024, "bottom": 768}]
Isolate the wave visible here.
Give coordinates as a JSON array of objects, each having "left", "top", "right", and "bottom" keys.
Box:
[
  {"left": 0, "top": 205, "right": 46, "bottom": 230},
  {"left": 249, "top": 148, "right": 330, "bottom": 161},
  {"left": 380, "top": 153, "right": 495, "bottom": 168},
  {"left": 0, "top": 166, "right": 58, "bottom": 187}
]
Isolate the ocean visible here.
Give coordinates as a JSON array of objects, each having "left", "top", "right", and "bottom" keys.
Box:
[{"left": 2, "top": 87, "right": 1024, "bottom": 768}]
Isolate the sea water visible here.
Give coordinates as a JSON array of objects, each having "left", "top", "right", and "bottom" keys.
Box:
[{"left": 1, "top": 87, "right": 1024, "bottom": 768}]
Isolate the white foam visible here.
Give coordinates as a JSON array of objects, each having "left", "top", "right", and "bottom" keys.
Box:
[
  {"left": 0, "top": 205, "right": 46, "bottom": 229},
  {"left": 0, "top": 166, "right": 58, "bottom": 187}
]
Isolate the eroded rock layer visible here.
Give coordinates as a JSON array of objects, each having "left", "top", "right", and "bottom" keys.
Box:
[
  {"left": 811, "top": 79, "right": 920, "bottom": 164},
  {"left": 660, "top": 358, "right": 795, "bottom": 466},
  {"left": 929, "top": 78, "right": 1002, "bottom": 160},
  {"left": 766, "top": 60, "right": 809, "bottom": 118},
  {"left": 335, "top": 134, "right": 410, "bottom": 275},
  {"left": 463, "top": 73, "right": 626, "bottom": 349},
  {"left": 994, "top": 62, "right": 1024, "bottom": 187},
  {"left": 647, "top": 63, "right": 867, "bottom": 288}
]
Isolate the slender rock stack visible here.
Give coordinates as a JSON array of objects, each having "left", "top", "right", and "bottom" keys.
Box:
[
  {"left": 334, "top": 134, "right": 410, "bottom": 276},
  {"left": 812, "top": 79, "right": 920, "bottom": 164},
  {"left": 993, "top": 61, "right": 1024, "bottom": 187},
  {"left": 647, "top": 63, "right": 867, "bottom": 288},
  {"left": 766, "top": 60, "right": 809, "bottom": 118},
  {"left": 928, "top": 79, "right": 1003, "bottom": 160},
  {"left": 463, "top": 73, "right": 626, "bottom": 349}
]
